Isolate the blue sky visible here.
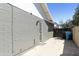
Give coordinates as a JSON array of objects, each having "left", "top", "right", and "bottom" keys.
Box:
[{"left": 47, "top": 3, "right": 78, "bottom": 24}]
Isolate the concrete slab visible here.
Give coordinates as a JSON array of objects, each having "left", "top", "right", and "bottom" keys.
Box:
[
  {"left": 21, "top": 38, "right": 79, "bottom": 56},
  {"left": 21, "top": 38, "right": 65, "bottom": 56}
]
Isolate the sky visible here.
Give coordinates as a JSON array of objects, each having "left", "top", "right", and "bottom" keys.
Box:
[{"left": 47, "top": 3, "right": 78, "bottom": 24}]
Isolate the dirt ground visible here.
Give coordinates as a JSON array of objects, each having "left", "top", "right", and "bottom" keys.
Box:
[{"left": 21, "top": 37, "right": 79, "bottom": 56}]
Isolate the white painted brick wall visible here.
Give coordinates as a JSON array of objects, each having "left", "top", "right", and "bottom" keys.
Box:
[{"left": 0, "top": 3, "right": 52, "bottom": 56}]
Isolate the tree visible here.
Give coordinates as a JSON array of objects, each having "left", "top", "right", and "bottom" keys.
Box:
[
  {"left": 72, "top": 4, "right": 79, "bottom": 26},
  {"left": 60, "top": 19, "right": 73, "bottom": 28}
]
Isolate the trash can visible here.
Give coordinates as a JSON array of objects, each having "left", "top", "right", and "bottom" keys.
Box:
[{"left": 65, "top": 31, "right": 72, "bottom": 40}]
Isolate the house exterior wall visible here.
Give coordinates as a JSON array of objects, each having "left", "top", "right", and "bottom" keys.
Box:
[
  {"left": 72, "top": 26, "right": 79, "bottom": 47},
  {"left": 12, "top": 4, "right": 52, "bottom": 55},
  {"left": 41, "top": 20, "right": 49, "bottom": 41},
  {"left": 11, "top": 3, "right": 53, "bottom": 36},
  {"left": 0, "top": 3, "right": 12, "bottom": 56},
  {"left": 0, "top": 3, "right": 51, "bottom": 56},
  {"left": 34, "top": 3, "right": 53, "bottom": 38},
  {"left": 12, "top": 6, "right": 42, "bottom": 55},
  {"left": 10, "top": 3, "right": 43, "bottom": 19}
]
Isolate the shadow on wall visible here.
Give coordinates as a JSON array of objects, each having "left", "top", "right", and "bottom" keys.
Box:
[
  {"left": 60, "top": 40, "right": 79, "bottom": 56},
  {"left": 44, "top": 20, "right": 54, "bottom": 32}
]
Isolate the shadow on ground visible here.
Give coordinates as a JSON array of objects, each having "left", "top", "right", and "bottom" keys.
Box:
[
  {"left": 60, "top": 40, "right": 79, "bottom": 56},
  {"left": 54, "top": 37, "right": 64, "bottom": 40}
]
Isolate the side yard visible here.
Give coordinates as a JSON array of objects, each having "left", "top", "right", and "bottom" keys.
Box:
[{"left": 21, "top": 38, "right": 79, "bottom": 56}]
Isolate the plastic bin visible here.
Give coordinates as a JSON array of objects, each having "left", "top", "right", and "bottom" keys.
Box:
[{"left": 65, "top": 31, "right": 72, "bottom": 40}]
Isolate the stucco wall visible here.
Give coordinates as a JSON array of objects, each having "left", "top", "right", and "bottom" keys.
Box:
[{"left": 72, "top": 26, "right": 79, "bottom": 47}]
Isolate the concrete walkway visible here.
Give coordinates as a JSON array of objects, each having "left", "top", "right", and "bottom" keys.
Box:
[{"left": 21, "top": 38, "right": 79, "bottom": 56}]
